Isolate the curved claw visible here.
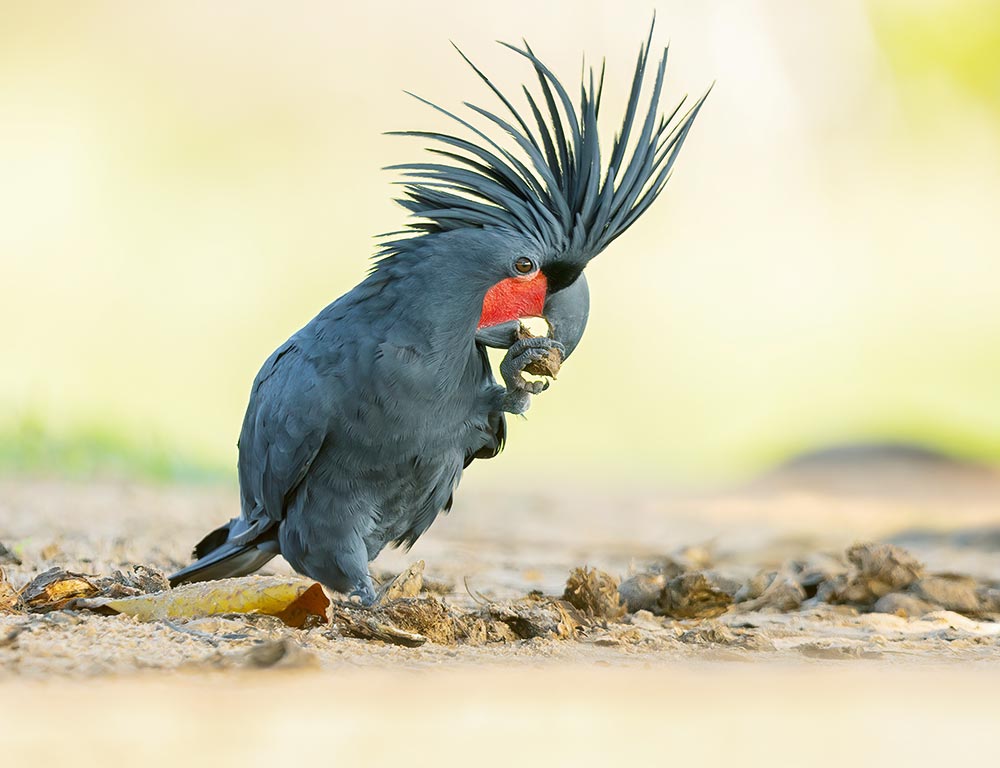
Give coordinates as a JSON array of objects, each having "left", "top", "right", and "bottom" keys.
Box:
[
  {"left": 499, "top": 340, "right": 557, "bottom": 397},
  {"left": 521, "top": 378, "right": 549, "bottom": 395}
]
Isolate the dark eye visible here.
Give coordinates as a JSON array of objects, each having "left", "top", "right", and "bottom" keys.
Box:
[{"left": 513, "top": 256, "right": 535, "bottom": 275}]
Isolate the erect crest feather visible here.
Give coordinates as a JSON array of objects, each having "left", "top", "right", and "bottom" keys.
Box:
[{"left": 379, "top": 18, "right": 709, "bottom": 265}]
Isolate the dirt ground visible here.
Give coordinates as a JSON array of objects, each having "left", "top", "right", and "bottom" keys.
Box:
[{"left": 2, "top": 455, "right": 1000, "bottom": 765}]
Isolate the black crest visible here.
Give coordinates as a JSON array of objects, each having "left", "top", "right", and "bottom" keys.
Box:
[{"left": 382, "top": 20, "right": 709, "bottom": 265}]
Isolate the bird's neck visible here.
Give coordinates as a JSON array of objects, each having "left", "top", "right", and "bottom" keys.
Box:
[{"left": 357, "top": 251, "right": 486, "bottom": 363}]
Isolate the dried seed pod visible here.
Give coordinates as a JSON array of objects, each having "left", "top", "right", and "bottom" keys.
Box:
[{"left": 516, "top": 322, "right": 563, "bottom": 378}]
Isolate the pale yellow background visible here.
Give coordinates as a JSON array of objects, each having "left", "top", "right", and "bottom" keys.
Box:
[{"left": 2, "top": 1, "right": 998, "bottom": 483}]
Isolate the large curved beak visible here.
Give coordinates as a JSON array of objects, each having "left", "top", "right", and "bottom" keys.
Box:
[
  {"left": 540, "top": 272, "right": 589, "bottom": 359},
  {"left": 474, "top": 273, "right": 590, "bottom": 360}
]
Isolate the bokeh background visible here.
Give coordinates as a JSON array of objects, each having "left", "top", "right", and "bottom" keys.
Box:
[{"left": 2, "top": 0, "right": 999, "bottom": 486}]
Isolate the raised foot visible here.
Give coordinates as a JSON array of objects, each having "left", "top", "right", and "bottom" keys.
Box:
[{"left": 499, "top": 336, "right": 565, "bottom": 399}]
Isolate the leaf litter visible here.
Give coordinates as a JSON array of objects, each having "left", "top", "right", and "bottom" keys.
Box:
[{"left": 1, "top": 540, "right": 1000, "bottom": 671}]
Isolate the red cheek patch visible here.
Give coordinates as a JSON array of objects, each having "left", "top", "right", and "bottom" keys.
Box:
[{"left": 478, "top": 272, "right": 548, "bottom": 329}]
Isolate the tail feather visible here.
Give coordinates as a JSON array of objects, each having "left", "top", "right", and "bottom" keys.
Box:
[
  {"left": 193, "top": 521, "right": 233, "bottom": 560},
  {"left": 169, "top": 519, "right": 278, "bottom": 588}
]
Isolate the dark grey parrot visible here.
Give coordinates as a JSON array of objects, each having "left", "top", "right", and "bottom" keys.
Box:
[{"left": 169, "top": 23, "right": 707, "bottom": 603}]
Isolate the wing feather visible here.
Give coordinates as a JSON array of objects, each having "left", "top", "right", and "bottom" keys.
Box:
[{"left": 235, "top": 342, "right": 327, "bottom": 544}]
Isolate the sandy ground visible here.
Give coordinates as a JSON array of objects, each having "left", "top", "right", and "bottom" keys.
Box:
[{"left": 2, "top": 457, "right": 1000, "bottom": 765}]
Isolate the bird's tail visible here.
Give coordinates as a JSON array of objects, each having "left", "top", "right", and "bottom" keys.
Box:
[{"left": 168, "top": 519, "right": 278, "bottom": 588}]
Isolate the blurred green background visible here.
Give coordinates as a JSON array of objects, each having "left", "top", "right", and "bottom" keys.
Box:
[{"left": 2, "top": 0, "right": 999, "bottom": 485}]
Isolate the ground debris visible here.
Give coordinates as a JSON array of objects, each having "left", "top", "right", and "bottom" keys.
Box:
[
  {"left": 92, "top": 565, "right": 171, "bottom": 599},
  {"left": 460, "top": 616, "right": 520, "bottom": 645},
  {"left": 11, "top": 564, "right": 170, "bottom": 614},
  {"left": 734, "top": 570, "right": 806, "bottom": 613},
  {"left": 5, "top": 534, "right": 999, "bottom": 671},
  {"left": 872, "top": 592, "right": 941, "bottom": 618},
  {"left": 328, "top": 593, "right": 479, "bottom": 647},
  {"left": 659, "top": 572, "right": 736, "bottom": 619},
  {"left": 1, "top": 567, "right": 23, "bottom": 613},
  {"left": 819, "top": 542, "right": 924, "bottom": 605},
  {"left": 784, "top": 552, "right": 847, "bottom": 599},
  {"left": 377, "top": 560, "right": 425, "bottom": 602},
  {"left": 242, "top": 638, "right": 319, "bottom": 669},
  {"left": 978, "top": 587, "right": 1000, "bottom": 615},
  {"left": 618, "top": 571, "right": 740, "bottom": 619},
  {"left": 678, "top": 621, "right": 775, "bottom": 651},
  {"left": 612, "top": 541, "right": 1000, "bottom": 624},
  {"left": 327, "top": 592, "right": 587, "bottom": 648},
  {"left": 910, "top": 575, "right": 981, "bottom": 615},
  {"left": 9, "top": 476, "right": 1000, "bottom": 677},
  {"left": 618, "top": 572, "right": 666, "bottom": 614},
  {"left": 563, "top": 567, "right": 626, "bottom": 621},
  {"left": 620, "top": 571, "right": 739, "bottom": 619},
  {"left": 478, "top": 598, "right": 586, "bottom": 640},
  {"left": 20, "top": 567, "right": 101, "bottom": 611},
  {"left": 379, "top": 597, "right": 463, "bottom": 644},
  {"left": 618, "top": 545, "right": 724, "bottom": 616},
  {"left": 329, "top": 601, "right": 434, "bottom": 647},
  {"left": 618, "top": 567, "right": 737, "bottom": 619}
]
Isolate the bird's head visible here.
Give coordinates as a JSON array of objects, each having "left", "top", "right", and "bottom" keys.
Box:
[{"left": 376, "top": 19, "right": 708, "bottom": 360}]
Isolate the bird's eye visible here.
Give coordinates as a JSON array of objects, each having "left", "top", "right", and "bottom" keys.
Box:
[{"left": 513, "top": 256, "right": 535, "bottom": 275}]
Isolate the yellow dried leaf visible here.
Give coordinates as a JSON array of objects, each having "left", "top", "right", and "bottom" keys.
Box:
[{"left": 75, "top": 576, "right": 329, "bottom": 627}]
